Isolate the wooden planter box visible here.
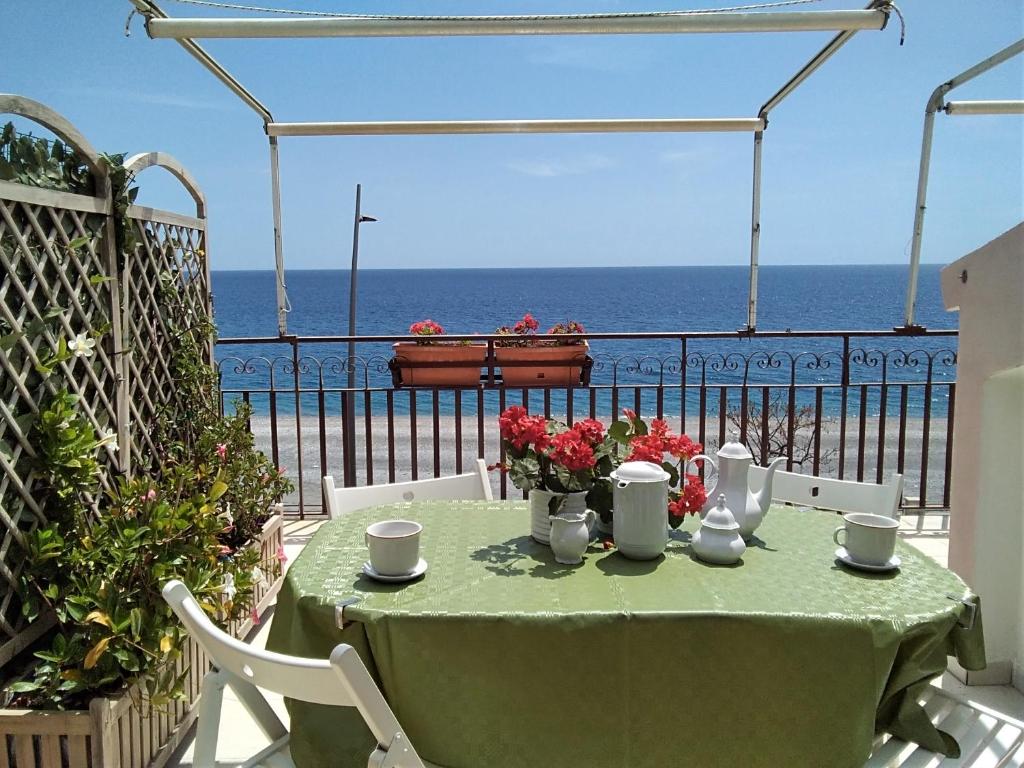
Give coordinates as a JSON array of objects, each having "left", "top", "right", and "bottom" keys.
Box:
[
  {"left": 0, "top": 513, "right": 285, "bottom": 768},
  {"left": 389, "top": 342, "right": 486, "bottom": 387},
  {"left": 496, "top": 342, "right": 591, "bottom": 386}
]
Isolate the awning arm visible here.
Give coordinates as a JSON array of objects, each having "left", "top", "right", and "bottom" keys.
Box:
[
  {"left": 130, "top": 0, "right": 292, "bottom": 335},
  {"left": 901, "top": 37, "right": 1024, "bottom": 331},
  {"left": 129, "top": 0, "right": 273, "bottom": 124},
  {"left": 146, "top": 10, "right": 890, "bottom": 39},
  {"left": 943, "top": 99, "right": 1024, "bottom": 116},
  {"left": 266, "top": 117, "right": 765, "bottom": 137},
  {"left": 744, "top": 0, "right": 892, "bottom": 332}
]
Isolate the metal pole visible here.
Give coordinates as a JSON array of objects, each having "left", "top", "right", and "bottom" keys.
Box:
[
  {"left": 348, "top": 184, "right": 362, "bottom": 392},
  {"left": 944, "top": 100, "right": 1024, "bottom": 116},
  {"left": 747, "top": 130, "right": 764, "bottom": 332},
  {"left": 267, "top": 117, "right": 765, "bottom": 137},
  {"left": 902, "top": 38, "right": 1024, "bottom": 329},
  {"left": 147, "top": 10, "right": 889, "bottom": 39},
  {"left": 269, "top": 135, "right": 289, "bottom": 335},
  {"left": 903, "top": 108, "right": 936, "bottom": 330}
]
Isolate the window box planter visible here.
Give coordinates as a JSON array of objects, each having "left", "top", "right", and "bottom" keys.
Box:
[
  {"left": 0, "top": 513, "right": 285, "bottom": 768},
  {"left": 389, "top": 343, "right": 486, "bottom": 387},
  {"left": 496, "top": 343, "right": 591, "bottom": 387}
]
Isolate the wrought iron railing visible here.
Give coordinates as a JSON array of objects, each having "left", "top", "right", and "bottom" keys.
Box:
[{"left": 215, "top": 329, "right": 958, "bottom": 518}]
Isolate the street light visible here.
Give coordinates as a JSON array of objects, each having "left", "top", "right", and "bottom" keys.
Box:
[{"left": 345, "top": 183, "right": 376, "bottom": 485}]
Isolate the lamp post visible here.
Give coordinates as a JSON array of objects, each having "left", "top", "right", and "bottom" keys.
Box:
[{"left": 345, "top": 183, "right": 376, "bottom": 485}]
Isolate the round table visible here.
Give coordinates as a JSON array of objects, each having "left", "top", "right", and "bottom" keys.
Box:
[{"left": 267, "top": 500, "right": 984, "bottom": 768}]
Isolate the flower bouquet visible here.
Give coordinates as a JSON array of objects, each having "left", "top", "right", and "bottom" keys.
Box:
[
  {"left": 608, "top": 409, "right": 708, "bottom": 529},
  {"left": 389, "top": 318, "right": 486, "bottom": 387},
  {"left": 494, "top": 406, "right": 614, "bottom": 543}
]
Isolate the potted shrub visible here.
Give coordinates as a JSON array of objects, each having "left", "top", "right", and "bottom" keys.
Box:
[
  {"left": 493, "top": 406, "right": 615, "bottom": 544},
  {"left": 389, "top": 319, "right": 486, "bottom": 387},
  {"left": 0, "top": 335, "right": 292, "bottom": 768},
  {"left": 494, "top": 314, "right": 590, "bottom": 387}
]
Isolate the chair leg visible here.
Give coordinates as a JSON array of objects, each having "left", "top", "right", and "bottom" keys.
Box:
[
  {"left": 226, "top": 674, "right": 289, "bottom": 741},
  {"left": 194, "top": 668, "right": 228, "bottom": 768}
]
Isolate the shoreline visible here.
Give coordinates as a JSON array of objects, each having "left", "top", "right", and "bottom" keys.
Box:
[{"left": 246, "top": 414, "right": 952, "bottom": 512}]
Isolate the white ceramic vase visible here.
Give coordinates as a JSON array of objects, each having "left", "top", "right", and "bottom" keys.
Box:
[{"left": 530, "top": 490, "right": 588, "bottom": 544}]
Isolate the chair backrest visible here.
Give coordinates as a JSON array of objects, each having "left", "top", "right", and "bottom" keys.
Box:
[
  {"left": 163, "top": 581, "right": 425, "bottom": 765},
  {"left": 162, "top": 580, "right": 352, "bottom": 706},
  {"left": 748, "top": 466, "right": 904, "bottom": 518},
  {"left": 323, "top": 458, "right": 493, "bottom": 520}
]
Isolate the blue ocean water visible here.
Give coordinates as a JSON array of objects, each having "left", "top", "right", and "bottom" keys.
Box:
[{"left": 211, "top": 265, "right": 956, "bottom": 417}]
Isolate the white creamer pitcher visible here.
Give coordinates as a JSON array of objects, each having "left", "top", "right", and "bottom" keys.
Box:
[{"left": 610, "top": 461, "right": 669, "bottom": 560}]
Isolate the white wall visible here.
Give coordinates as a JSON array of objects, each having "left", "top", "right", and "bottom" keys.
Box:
[{"left": 941, "top": 222, "right": 1024, "bottom": 689}]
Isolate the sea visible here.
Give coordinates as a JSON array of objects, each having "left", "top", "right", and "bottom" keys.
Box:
[{"left": 210, "top": 264, "right": 957, "bottom": 418}]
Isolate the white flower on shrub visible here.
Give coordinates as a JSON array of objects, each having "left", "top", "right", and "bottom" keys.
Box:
[
  {"left": 221, "top": 573, "right": 237, "bottom": 603},
  {"left": 97, "top": 430, "right": 118, "bottom": 451},
  {"left": 68, "top": 333, "right": 96, "bottom": 358},
  {"left": 221, "top": 503, "right": 234, "bottom": 526},
  {"left": 251, "top": 566, "right": 266, "bottom": 586}
]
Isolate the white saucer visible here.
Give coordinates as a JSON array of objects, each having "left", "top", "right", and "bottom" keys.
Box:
[
  {"left": 362, "top": 558, "right": 428, "bottom": 583},
  {"left": 835, "top": 547, "right": 901, "bottom": 573}
]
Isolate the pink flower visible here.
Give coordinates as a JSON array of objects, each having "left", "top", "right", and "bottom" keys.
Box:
[
  {"left": 276, "top": 545, "right": 288, "bottom": 564},
  {"left": 218, "top": 545, "right": 233, "bottom": 555},
  {"left": 215, "top": 443, "right": 227, "bottom": 460},
  {"left": 621, "top": 408, "right": 638, "bottom": 422},
  {"left": 251, "top": 607, "right": 261, "bottom": 625},
  {"left": 278, "top": 467, "right": 287, "bottom": 475},
  {"left": 142, "top": 489, "right": 157, "bottom": 502}
]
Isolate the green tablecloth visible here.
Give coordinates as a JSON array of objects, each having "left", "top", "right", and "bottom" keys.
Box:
[{"left": 267, "top": 501, "right": 985, "bottom": 768}]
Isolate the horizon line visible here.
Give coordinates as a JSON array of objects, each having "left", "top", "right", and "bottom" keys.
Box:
[{"left": 209, "top": 262, "right": 947, "bottom": 273}]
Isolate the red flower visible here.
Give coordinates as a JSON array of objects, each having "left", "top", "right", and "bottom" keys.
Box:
[
  {"left": 666, "top": 434, "right": 702, "bottom": 461},
  {"left": 549, "top": 431, "right": 596, "bottom": 472},
  {"left": 409, "top": 319, "right": 445, "bottom": 336},
  {"left": 498, "top": 406, "right": 550, "bottom": 451},
  {"left": 512, "top": 313, "right": 539, "bottom": 335},
  {"left": 621, "top": 408, "right": 637, "bottom": 422},
  {"left": 570, "top": 418, "right": 605, "bottom": 445},
  {"left": 669, "top": 475, "right": 707, "bottom": 517},
  {"left": 602, "top": 539, "right": 614, "bottom": 550},
  {"left": 650, "top": 418, "right": 670, "bottom": 438},
  {"left": 625, "top": 434, "right": 666, "bottom": 464}
]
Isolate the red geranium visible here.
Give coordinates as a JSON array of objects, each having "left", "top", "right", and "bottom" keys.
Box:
[
  {"left": 409, "top": 319, "right": 444, "bottom": 336},
  {"left": 512, "top": 313, "right": 540, "bottom": 334},
  {"left": 498, "top": 406, "right": 550, "bottom": 452},
  {"left": 495, "top": 407, "right": 615, "bottom": 514},
  {"left": 570, "top": 418, "right": 605, "bottom": 446},
  {"left": 611, "top": 408, "right": 706, "bottom": 529},
  {"left": 549, "top": 431, "right": 597, "bottom": 472}
]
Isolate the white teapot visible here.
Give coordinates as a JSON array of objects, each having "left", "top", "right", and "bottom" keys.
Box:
[{"left": 686, "top": 436, "right": 785, "bottom": 542}]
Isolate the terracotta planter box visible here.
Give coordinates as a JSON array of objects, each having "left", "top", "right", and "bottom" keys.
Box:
[
  {"left": 389, "top": 343, "right": 486, "bottom": 387},
  {"left": 0, "top": 513, "right": 285, "bottom": 768},
  {"left": 496, "top": 343, "right": 591, "bottom": 387}
]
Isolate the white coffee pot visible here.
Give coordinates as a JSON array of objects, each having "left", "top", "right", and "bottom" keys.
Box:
[{"left": 686, "top": 436, "right": 785, "bottom": 542}]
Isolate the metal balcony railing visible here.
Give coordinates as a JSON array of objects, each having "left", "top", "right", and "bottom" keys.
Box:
[{"left": 215, "top": 329, "right": 958, "bottom": 518}]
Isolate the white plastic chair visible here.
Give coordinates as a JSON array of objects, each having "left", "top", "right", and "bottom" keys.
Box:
[
  {"left": 162, "top": 580, "right": 426, "bottom": 768},
  {"left": 748, "top": 465, "right": 904, "bottom": 518},
  {"left": 323, "top": 458, "right": 493, "bottom": 520}
]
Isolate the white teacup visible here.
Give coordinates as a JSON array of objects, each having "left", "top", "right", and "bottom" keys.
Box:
[
  {"left": 365, "top": 520, "right": 422, "bottom": 576},
  {"left": 833, "top": 513, "right": 898, "bottom": 566}
]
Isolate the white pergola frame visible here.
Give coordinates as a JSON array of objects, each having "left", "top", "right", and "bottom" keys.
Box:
[
  {"left": 129, "top": 0, "right": 897, "bottom": 336},
  {"left": 902, "top": 38, "right": 1024, "bottom": 330}
]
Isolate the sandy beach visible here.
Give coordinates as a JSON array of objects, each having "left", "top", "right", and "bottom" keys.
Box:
[{"left": 248, "top": 413, "right": 952, "bottom": 515}]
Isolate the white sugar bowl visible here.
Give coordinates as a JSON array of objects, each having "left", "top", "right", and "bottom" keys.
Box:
[{"left": 692, "top": 494, "right": 746, "bottom": 565}]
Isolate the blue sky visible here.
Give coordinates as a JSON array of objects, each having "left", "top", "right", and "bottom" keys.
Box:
[{"left": 5, "top": 0, "right": 1022, "bottom": 270}]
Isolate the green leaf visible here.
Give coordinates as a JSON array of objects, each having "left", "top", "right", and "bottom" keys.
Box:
[
  {"left": 607, "top": 420, "right": 631, "bottom": 445},
  {"left": 209, "top": 480, "right": 228, "bottom": 502},
  {"left": 7, "top": 681, "right": 42, "bottom": 693},
  {"left": 66, "top": 236, "right": 89, "bottom": 250}
]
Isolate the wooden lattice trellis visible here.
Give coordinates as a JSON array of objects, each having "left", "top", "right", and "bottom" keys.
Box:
[{"left": 0, "top": 97, "right": 211, "bottom": 668}]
